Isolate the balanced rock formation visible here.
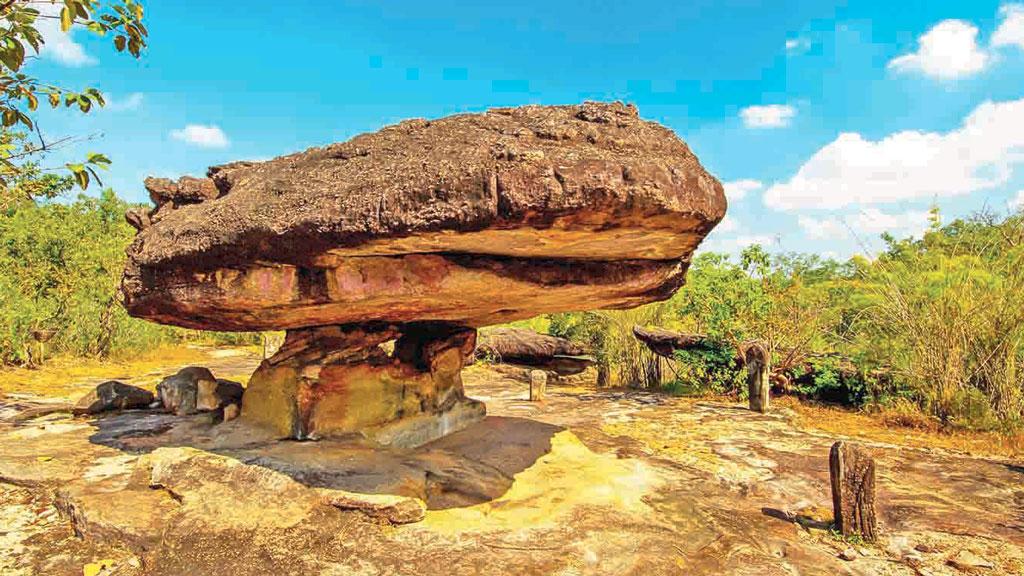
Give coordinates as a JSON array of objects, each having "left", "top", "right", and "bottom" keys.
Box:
[
  {"left": 121, "top": 102, "right": 725, "bottom": 445},
  {"left": 476, "top": 327, "right": 594, "bottom": 376},
  {"left": 633, "top": 326, "right": 771, "bottom": 412}
]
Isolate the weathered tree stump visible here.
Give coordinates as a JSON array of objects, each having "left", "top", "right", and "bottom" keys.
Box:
[
  {"left": 744, "top": 342, "right": 770, "bottom": 413},
  {"left": 529, "top": 370, "right": 547, "bottom": 402},
  {"left": 829, "top": 441, "right": 878, "bottom": 541}
]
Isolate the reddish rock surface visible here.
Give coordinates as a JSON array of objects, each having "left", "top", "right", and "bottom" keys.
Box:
[{"left": 120, "top": 102, "right": 724, "bottom": 331}]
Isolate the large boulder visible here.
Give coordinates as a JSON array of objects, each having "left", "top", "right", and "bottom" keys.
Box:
[
  {"left": 121, "top": 103, "right": 725, "bottom": 443},
  {"left": 121, "top": 102, "right": 724, "bottom": 332},
  {"left": 73, "top": 381, "right": 154, "bottom": 415}
]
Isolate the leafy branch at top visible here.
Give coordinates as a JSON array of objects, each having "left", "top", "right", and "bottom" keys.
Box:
[{"left": 0, "top": 1, "right": 147, "bottom": 193}]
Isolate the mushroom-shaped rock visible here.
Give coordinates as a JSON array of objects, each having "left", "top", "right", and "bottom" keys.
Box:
[
  {"left": 476, "top": 327, "right": 595, "bottom": 376},
  {"left": 121, "top": 102, "right": 725, "bottom": 445}
]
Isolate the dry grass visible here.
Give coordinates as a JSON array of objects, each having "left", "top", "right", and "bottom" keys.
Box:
[
  {"left": 0, "top": 344, "right": 262, "bottom": 402},
  {"left": 776, "top": 396, "right": 1024, "bottom": 460}
]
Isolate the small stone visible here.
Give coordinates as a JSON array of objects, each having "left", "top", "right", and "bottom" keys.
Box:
[
  {"left": 321, "top": 489, "right": 426, "bottom": 524},
  {"left": 858, "top": 547, "right": 872, "bottom": 557},
  {"left": 903, "top": 552, "right": 924, "bottom": 567},
  {"left": 73, "top": 381, "right": 154, "bottom": 415},
  {"left": 529, "top": 370, "right": 547, "bottom": 402},
  {"left": 222, "top": 403, "right": 240, "bottom": 422},
  {"left": 839, "top": 548, "right": 857, "bottom": 561},
  {"left": 947, "top": 549, "right": 994, "bottom": 571}
]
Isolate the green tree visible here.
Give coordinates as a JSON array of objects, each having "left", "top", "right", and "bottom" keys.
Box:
[{"left": 0, "top": 0, "right": 147, "bottom": 204}]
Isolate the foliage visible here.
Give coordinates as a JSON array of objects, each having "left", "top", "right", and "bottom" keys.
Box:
[
  {"left": 668, "top": 340, "right": 744, "bottom": 396},
  {"left": 856, "top": 210, "right": 1024, "bottom": 430},
  {"left": 0, "top": 176, "right": 256, "bottom": 366},
  {"left": 0, "top": 0, "right": 147, "bottom": 198},
  {"left": 545, "top": 208, "right": 1024, "bottom": 431},
  {"left": 671, "top": 247, "right": 846, "bottom": 383},
  {"left": 550, "top": 305, "right": 668, "bottom": 388}
]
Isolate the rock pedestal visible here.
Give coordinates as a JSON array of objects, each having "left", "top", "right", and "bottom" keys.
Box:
[
  {"left": 242, "top": 322, "right": 484, "bottom": 446},
  {"left": 829, "top": 441, "right": 878, "bottom": 542},
  {"left": 744, "top": 343, "right": 770, "bottom": 414}
]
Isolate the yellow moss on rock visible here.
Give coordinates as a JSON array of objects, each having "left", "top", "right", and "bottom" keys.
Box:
[{"left": 423, "top": 430, "right": 661, "bottom": 534}]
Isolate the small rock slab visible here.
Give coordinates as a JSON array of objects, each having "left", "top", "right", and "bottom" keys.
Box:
[
  {"left": 320, "top": 489, "right": 426, "bottom": 524},
  {"left": 73, "top": 381, "right": 154, "bottom": 415}
]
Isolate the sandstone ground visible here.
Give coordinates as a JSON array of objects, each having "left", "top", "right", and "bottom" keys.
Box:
[{"left": 1, "top": 346, "right": 1021, "bottom": 575}]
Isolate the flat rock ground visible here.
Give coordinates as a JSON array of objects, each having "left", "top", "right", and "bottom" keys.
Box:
[{"left": 1, "top": 347, "right": 1022, "bottom": 575}]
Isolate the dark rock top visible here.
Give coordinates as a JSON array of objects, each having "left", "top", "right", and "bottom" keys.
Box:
[{"left": 121, "top": 102, "right": 726, "bottom": 331}]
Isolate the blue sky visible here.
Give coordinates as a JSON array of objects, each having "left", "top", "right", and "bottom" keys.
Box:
[{"left": 30, "top": 0, "right": 1024, "bottom": 259}]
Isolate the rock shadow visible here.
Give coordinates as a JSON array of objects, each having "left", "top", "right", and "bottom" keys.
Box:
[
  {"left": 85, "top": 410, "right": 562, "bottom": 510},
  {"left": 761, "top": 507, "right": 832, "bottom": 530}
]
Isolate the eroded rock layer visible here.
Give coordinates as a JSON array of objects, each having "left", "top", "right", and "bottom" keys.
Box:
[
  {"left": 120, "top": 102, "right": 724, "bottom": 330},
  {"left": 243, "top": 323, "right": 483, "bottom": 445}
]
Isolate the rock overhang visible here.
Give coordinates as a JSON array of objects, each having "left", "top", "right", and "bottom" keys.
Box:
[{"left": 120, "top": 102, "right": 725, "bottom": 331}]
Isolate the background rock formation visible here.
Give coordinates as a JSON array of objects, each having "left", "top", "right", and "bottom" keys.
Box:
[{"left": 476, "top": 327, "right": 594, "bottom": 376}]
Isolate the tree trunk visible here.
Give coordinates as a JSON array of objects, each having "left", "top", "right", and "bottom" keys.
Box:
[
  {"left": 596, "top": 363, "right": 610, "bottom": 387},
  {"left": 829, "top": 441, "right": 878, "bottom": 542}
]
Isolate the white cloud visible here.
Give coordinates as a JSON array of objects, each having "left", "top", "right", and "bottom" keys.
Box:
[
  {"left": 170, "top": 125, "right": 230, "bottom": 149},
  {"left": 35, "top": 2, "right": 97, "bottom": 67},
  {"left": 798, "top": 215, "right": 849, "bottom": 240},
  {"left": 716, "top": 215, "right": 738, "bottom": 234},
  {"left": 764, "top": 98, "right": 1024, "bottom": 210},
  {"left": 1009, "top": 189, "right": 1024, "bottom": 210},
  {"left": 785, "top": 37, "right": 811, "bottom": 54},
  {"left": 798, "top": 209, "right": 932, "bottom": 240},
  {"left": 993, "top": 4, "right": 1024, "bottom": 49},
  {"left": 106, "top": 92, "right": 144, "bottom": 112},
  {"left": 888, "top": 20, "right": 988, "bottom": 79},
  {"left": 731, "top": 234, "right": 776, "bottom": 249},
  {"left": 722, "top": 179, "right": 763, "bottom": 202},
  {"left": 740, "top": 104, "right": 796, "bottom": 129}
]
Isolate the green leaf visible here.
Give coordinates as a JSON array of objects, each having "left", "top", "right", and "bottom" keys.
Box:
[
  {"left": 66, "top": 163, "right": 89, "bottom": 189},
  {"left": 86, "top": 153, "right": 111, "bottom": 167},
  {"left": 60, "top": 7, "right": 74, "bottom": 32}
]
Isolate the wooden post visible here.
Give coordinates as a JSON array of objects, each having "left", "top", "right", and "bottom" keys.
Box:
[
  {"left": 829, "top": 441, "right": 878, "bottom": 542},
  {"left": 529, "top": 370, "right": 547, "bottom": 402},
  {"left": 744, "top": 342, "right": 770, "bottom": 413}
]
